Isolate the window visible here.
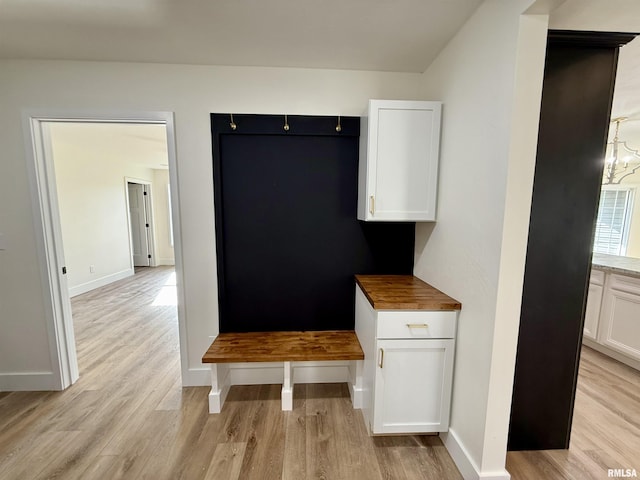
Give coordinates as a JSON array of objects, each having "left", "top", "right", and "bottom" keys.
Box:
[{"left": 593, "top": 187, "right": 634, "bottom": 255}]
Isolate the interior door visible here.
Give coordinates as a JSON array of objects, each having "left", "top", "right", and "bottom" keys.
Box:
[{"left": 128, "top": 182, "right": 150, "bottom": 267}]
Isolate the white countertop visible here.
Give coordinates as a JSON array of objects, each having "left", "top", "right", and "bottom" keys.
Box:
[{"left": 592, "top": 253, "right": 640, "bottom": 278}]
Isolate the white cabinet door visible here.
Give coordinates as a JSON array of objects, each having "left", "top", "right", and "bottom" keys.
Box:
[
  {"left": 597, "top": 274, "right": 640, "bottom": 361},
  {"left": 583, "top": 270, "right": 604, "bottom": 341},
  {"left": 372, "top": 338, "right": 454, "bottom": 434},
  {"left": 358, "top": 100, "right": 441, "bottom": 222}
]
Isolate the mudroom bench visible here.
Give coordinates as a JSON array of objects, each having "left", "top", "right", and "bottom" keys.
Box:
[{"left": 202, "top": 330, "right": 365, "bottom": 413}]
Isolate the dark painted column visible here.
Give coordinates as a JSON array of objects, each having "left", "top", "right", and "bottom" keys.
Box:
[{"left": 508, "top": 30, "right": 636, "bottom": 451}]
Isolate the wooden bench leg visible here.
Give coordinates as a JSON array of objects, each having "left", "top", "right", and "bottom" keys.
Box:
[
  {"left": 349, "top": 359, "right": 364, "bottom": 409},
  {"left": 208, "top": 364, "right": 230, "bottom": 414},
  {"left": 281, "top": 361, "right": 293, "bottom": 411}
]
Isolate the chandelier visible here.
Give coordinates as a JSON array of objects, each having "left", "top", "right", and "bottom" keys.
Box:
[{"left": 604, "top": 117, "right": 640, "bottom": 185}]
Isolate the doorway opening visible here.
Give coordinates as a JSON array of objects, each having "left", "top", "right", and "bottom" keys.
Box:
[
  {"left": 127, "top": 180, "right": 154, "bottom": 268},
  {"left": 24, "top": 111, "right": 185, "bottom": 390}
]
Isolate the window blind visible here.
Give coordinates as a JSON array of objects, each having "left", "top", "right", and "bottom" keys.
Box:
[{"left": 594, "top": 188, "right": 633, "bottom": 255}]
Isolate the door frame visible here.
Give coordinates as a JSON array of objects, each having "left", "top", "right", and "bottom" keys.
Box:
[
  {"left": 125, "top": 178, "right": 157, "bottom": 268},
  {"left": 22, "top": 109, "right": 186, "bottom": 390}
]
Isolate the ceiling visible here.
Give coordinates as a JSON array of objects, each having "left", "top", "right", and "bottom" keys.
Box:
[
  {"left": 549, "top": 0, "right": 640, "bottom": 148},
  {"left": 0, "top": 0, "right": 483, "bottom": 73},
  {"left": 4, "top": 0, "right": 640, "bottom": 152}
]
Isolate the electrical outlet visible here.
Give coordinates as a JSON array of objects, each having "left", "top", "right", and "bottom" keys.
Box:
[{"left": 89, "top": 265, "right": 95, "bottom": 273}]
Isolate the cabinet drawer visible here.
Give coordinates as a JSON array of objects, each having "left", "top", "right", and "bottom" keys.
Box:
[{"left": 377, "top": 311, "right": 456, "bottom": 339}]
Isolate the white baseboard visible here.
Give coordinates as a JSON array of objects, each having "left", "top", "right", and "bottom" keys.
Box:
[
  {"left": 583, "top": 338, "right": 640, "bottom": 371},
  {"left": 184, "top": 362, "right": 351, "bottom": 388},
  {"left": 0, "top": 371, "right": 60, "bottom": 391},
  {"left": 156, "top": 257, "right": 175, "bottom": 266},
  {"left": 68, "top": 268, "right": 134, "bottom": 297},
  {"left": 182, "top": 367, "right": 212, "bottom": 387},
  {"left": 440, "top": 429, "right": 511, "bottom": 480}
]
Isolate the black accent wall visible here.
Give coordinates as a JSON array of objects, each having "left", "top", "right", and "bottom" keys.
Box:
[
  {"left": 211, "top": 114, "right": 415, "bottom": 333},
  {"left": 508, "top": 30, "right": 636, "bottom": 451}
]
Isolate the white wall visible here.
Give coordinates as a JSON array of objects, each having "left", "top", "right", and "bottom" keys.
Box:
[
  {"left": 415, "top": 1, "right": 547, "bottom": 477},
  {"left": 50, "top": 122, "right": 163, "bottom": 295},
  {"left": 0, "top": 60, "right": 421, "bottom": 390},
  {"left": 152, "top": 169, "right": 175, "bottom": 265}
]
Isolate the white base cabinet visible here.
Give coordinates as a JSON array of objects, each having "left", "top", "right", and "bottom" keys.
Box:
[
  {"left": 597, "top": 273, "right": 640, "bottom": 362},
  {"left": 355, "top": 285, "right": 456, "bottom": 434},
  {"left": 373, "top": 338, "right": 454, "bottom": 433}
]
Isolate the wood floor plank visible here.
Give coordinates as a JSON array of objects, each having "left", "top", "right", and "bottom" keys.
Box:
[
  {"left": 213, "top": 385, "right": 263, "bottom": 444},
  {"left": 75, "top": 454, "right": 120, "bottom": 480},
  {"left": 282, "top": 385, "right": 308, "bottom": 480},
  {"left": 236, "top": 384, "right": 286, "bottom": 480},
  {"left": 143, "top": 388, "right": 211, "bottom": 480},
  {"left": 177, "top": 405, "right": 225, "bottom": 480},
  {"left": 373, "top": 436, "right": 413, "bottom": 480},
  {"left": 0, "top": 430, "right": 83, "bottom": 480},
  {"left": 204, "top": 442, "right": 247, "bottom": 480},
  {"left": 326, "top": 384, "right": 384, "bottom": 480},
  {"left": 305, "top": 383, "right": 383, "bottom": 480}
]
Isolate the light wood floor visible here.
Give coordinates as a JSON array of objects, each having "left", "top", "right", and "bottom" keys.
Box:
[
  {"left": 0, "top": 267, "right": 462, "bottom": 480},
  {"left": 507, "top": 345, "right": 640, "bottom": 479}
]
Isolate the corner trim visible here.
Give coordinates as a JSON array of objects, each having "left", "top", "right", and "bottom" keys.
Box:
[{"left": 441, "top": 429, "right": 511, "bottom": 480}]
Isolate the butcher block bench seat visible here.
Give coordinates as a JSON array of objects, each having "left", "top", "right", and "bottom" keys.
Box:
[{"left": 202, "top": 330, "right": 365, "bottom": 413}]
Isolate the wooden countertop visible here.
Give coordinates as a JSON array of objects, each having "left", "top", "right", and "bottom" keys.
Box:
[
  {"left": 202, "top": 330, "right": 364, "bottom": 363},
  {"left": 355, "top": 275, "right": 461, "bottom": 311}
]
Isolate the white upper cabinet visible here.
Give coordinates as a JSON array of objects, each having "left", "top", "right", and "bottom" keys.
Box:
[{"left": 358, "top": 100, "right": 442, "bottom": 221}]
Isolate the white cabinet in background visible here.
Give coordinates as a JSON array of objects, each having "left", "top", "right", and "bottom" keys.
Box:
[
  {"left": 357, "top": 100, "right": 442, "bottom": 222},
  {"left": 597, "top": 273, "right": 640, "bottom": 362},
  {"left": 583, "top": 270, "right": 604, "bottom": 341},
  {"left": 355, "top": 285, "right": 456, "bottom": 434}
]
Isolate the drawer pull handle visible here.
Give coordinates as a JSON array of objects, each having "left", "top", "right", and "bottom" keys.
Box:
[
  {"left": 378, "top": 348, "right": 384, "bottom": 368},
  {"left": 369, "top": 195, "right": 375, "bottom": 215},
  {"left": 406, "top": 323, "right": 429, "bottom": 329}
]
